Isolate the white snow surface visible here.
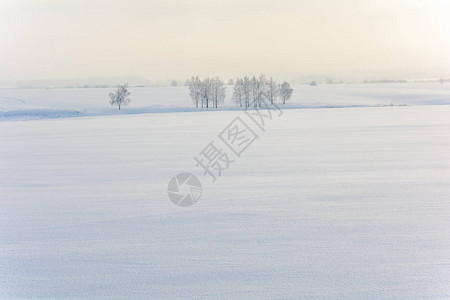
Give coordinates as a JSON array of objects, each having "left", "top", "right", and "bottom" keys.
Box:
[{"left": 0, "top": 84, "right": 449, "bottom": 298}]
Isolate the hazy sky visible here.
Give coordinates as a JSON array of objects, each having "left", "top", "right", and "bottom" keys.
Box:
[{"left": 1, "top": 0, "right": 449, "bottom": 81}]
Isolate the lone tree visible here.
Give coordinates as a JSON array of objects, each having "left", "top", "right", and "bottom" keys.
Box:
[
  {"left": 279, "top": 81, "right": 293, "bottom": 104},
  {"left": 109, "top": 83, "right": 131, "bottom": 110}
]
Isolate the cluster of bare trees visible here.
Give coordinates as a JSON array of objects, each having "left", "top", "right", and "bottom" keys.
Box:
[
  {"left": 233, "top": 75, "right": 293, "bottom": 108},
  {"left": 189, "top": 76, "right": 226, "bottom": 109},
  {"left": 188, "top": 75, "right": 294, "bottom": 109}
]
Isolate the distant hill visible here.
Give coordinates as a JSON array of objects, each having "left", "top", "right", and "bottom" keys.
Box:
[{"left": 0, "top": 77, "right": 153, "bottom": 89}]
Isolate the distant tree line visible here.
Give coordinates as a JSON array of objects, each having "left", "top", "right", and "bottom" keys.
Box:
[
  {"left": 188, "top": 75, "right": 293, "bottom": 109},
  {"left": 363, "top": 79, "right": 408, "bottom": 84}
]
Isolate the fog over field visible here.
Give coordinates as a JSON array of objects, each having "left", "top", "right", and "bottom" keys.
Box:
[{"left": 1, "top": 0, "right": 450, "bottom": 82}]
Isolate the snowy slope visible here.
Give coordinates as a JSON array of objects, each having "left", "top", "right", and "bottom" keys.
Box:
[{"left": 0, "top": 105, "right": 449, "bottom": 298}]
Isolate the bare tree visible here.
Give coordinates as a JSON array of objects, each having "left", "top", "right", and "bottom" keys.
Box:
[
  {"left": 266, "top": 77, "right": 278, "bottom": 105},
  {"left": 242, "top": 76, "right": 252, "bottom": 108},
  {"left": 211, "top": 77, "right": 226, "bottom": 108},
  {"left": 189, "top": 76, "right": 202, "bottom": 108},
  {"left": 279, "top": 81, "right": 293, "bottom": 104},
  {"left": 255, "top": 74, "right": 267, "bottom": 107},
  {"left": 201, "top": 77, "right": 212, "bottom": 108},
  {"left": 109, "top": 83, "right": 131, "bottom": 110},
  {"left": 250, "top": 76, "right": 257, "bottom": 107},
  {"left": 233, "top": 78, "right": 244, "bottom": 107}
]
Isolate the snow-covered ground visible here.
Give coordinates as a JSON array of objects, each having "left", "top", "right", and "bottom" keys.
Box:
[
  {"left": 1, "top": 83, "right": 450, "bottom": 121},
  {"left": 0, "top": 95, "right": 449, "bottom": 297}
]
